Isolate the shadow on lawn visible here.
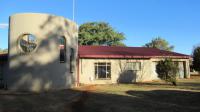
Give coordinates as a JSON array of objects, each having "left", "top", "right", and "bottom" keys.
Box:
[
  {"left": 0, "top": 89, "right": 200, "bottom": 112},
  {"left": 84, "top": 89, "right": 200, "bottom": 112},
  {"left": 135, "top": 81, "right": 200, "bottom": 90},
  {"left": 177, "top": 82, "right": 200, "bottom": 90},
  {"left": 126, "top": 90, "right": 200, "bottom": 108}
]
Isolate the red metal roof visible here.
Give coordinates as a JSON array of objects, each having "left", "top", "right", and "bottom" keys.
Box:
[
  {"left": 0, "top": 46, "right": 191, "bottom": 61},
  {"left": 78, "top": 46, "right": 190, "bottom": 59}
]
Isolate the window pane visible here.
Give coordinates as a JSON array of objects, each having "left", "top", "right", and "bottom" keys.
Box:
[
  {"left": 20, "top": 34, "right": 37, "bottom": 53},
  {"left": 107, "top": 66, "right": 111, "bottom": 78},
  {"left": 60, "top": 49, "right": 65, "bottom": 62},
  {"left": 70, "top": 48, "right": 75, "bottom": 72},
  {"left": 126, "top": 62, "right": 141, "bottom": 70},
  {"left": 98, "top": 66, "right": 107, "bottom": 78},
  {"left": 95, "top": 66, "right": 98, "bottom": 78},
  {"left": 95, "top": 62, "right": 111, "bottom": 79},
  {"left": 60, "top": 37, "right": 65, "bottom": 45},
  {"left": 126, "top": 63, "right": 133, "bottom": 70},
  {"left": 59, "top": 37, "right": 66, "bottom": 63},
  {"left": 135, "top": 62, "right": 141, "bottom": 70}
]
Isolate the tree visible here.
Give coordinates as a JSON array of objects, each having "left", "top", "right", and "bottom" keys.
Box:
[
  {"left": 192, "top": 45, "right": 200, "bottom": 72},
  {"left": 78, "top": 22, "right": 125, "bottom": 46},
  {"left": 144, "top": 37, "right": 174, "bottom": 51},
  {"left": 156, "top": 59, "right": 179, "bottom": 86}
]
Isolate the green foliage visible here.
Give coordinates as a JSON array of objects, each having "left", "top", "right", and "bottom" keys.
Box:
[
  {"left": 156, "top": 59, "right": 179, "bottom": 86},
  {"left": 144, "top": 37, "right": 174, "bottom": 51},
  {"left": 78, "top": 22, "right": 125, "bottom": 46},
  {"left": 192, "top": 45, "right": 200, "bottom": 72}
]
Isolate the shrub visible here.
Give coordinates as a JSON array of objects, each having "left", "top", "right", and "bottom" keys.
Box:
[
  {"left": 192, "top": 46, "right": 200, "bottom": 72},
  {"left": 156, "top": 59, "right": 179, "bottom": 86}
]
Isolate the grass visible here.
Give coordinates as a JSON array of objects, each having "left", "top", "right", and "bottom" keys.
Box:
[
  {"left": 80, "top": 76, "right": 200, "bottom": 112},
  {"left": 0, "top": 76, "right": 200, "bottom": 112}
]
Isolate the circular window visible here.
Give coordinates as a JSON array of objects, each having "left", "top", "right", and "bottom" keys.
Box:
[{"left": 19, "top": 34, "right": 37, "bottom": 53}]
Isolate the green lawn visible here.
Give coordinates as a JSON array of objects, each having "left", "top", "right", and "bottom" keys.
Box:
[{"left": 0, "top": 76, "right": 200, "bottom": 112}]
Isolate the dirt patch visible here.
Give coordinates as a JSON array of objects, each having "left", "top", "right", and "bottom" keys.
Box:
[
  {"left": 191, "top": 74, "right": 200, "bottom": 79},
  {"left": 76, "top": 85, "right": 97, "bottom": 92},
  {"left": 67, "top": 85, "right": 97, "bottom": 112}
]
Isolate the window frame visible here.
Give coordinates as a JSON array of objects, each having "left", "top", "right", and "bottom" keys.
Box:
[
  {"left": 18, "top": 33, "right": 38, "bottom": 53},
  {"left": 126, "top": 62, "right": 141, "bottom": 71},
  {"left": 94, "top": 62, "right": 111, "bottom": 80}
]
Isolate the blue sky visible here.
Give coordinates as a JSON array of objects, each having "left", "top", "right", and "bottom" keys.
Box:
[{"left": 0, "top": 0, "right": 200, "bottom": 55}]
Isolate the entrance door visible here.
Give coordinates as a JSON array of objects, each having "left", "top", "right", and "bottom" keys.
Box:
[
  {"left": 152, "top": 62, "right": 159, "bottom": 79},
  {"left": 178, "top": 62, "right": 184, "bottom": 79}
]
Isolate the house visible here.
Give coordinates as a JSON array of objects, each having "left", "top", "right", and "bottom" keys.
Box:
[
  {"left": 0, "top": 13, "right": 191, "bottom": 92},
  {"left": 78, "top": 46, "right": 190, "bottom": 84}
]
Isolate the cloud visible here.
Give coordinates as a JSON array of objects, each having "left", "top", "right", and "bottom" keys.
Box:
[{"left": 0, "top": 23, "right": 8, "bottom": 29}]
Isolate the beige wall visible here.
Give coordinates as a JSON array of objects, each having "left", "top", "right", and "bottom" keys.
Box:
[
  {"left": 79, "top": 58, "right": 190, "bottom": 84},
  {"left": 6, "top": 13, "right": 78, "bottom": 92},
  {"left": 151, "top": 58, "right": 190, "bottom": 78}
]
